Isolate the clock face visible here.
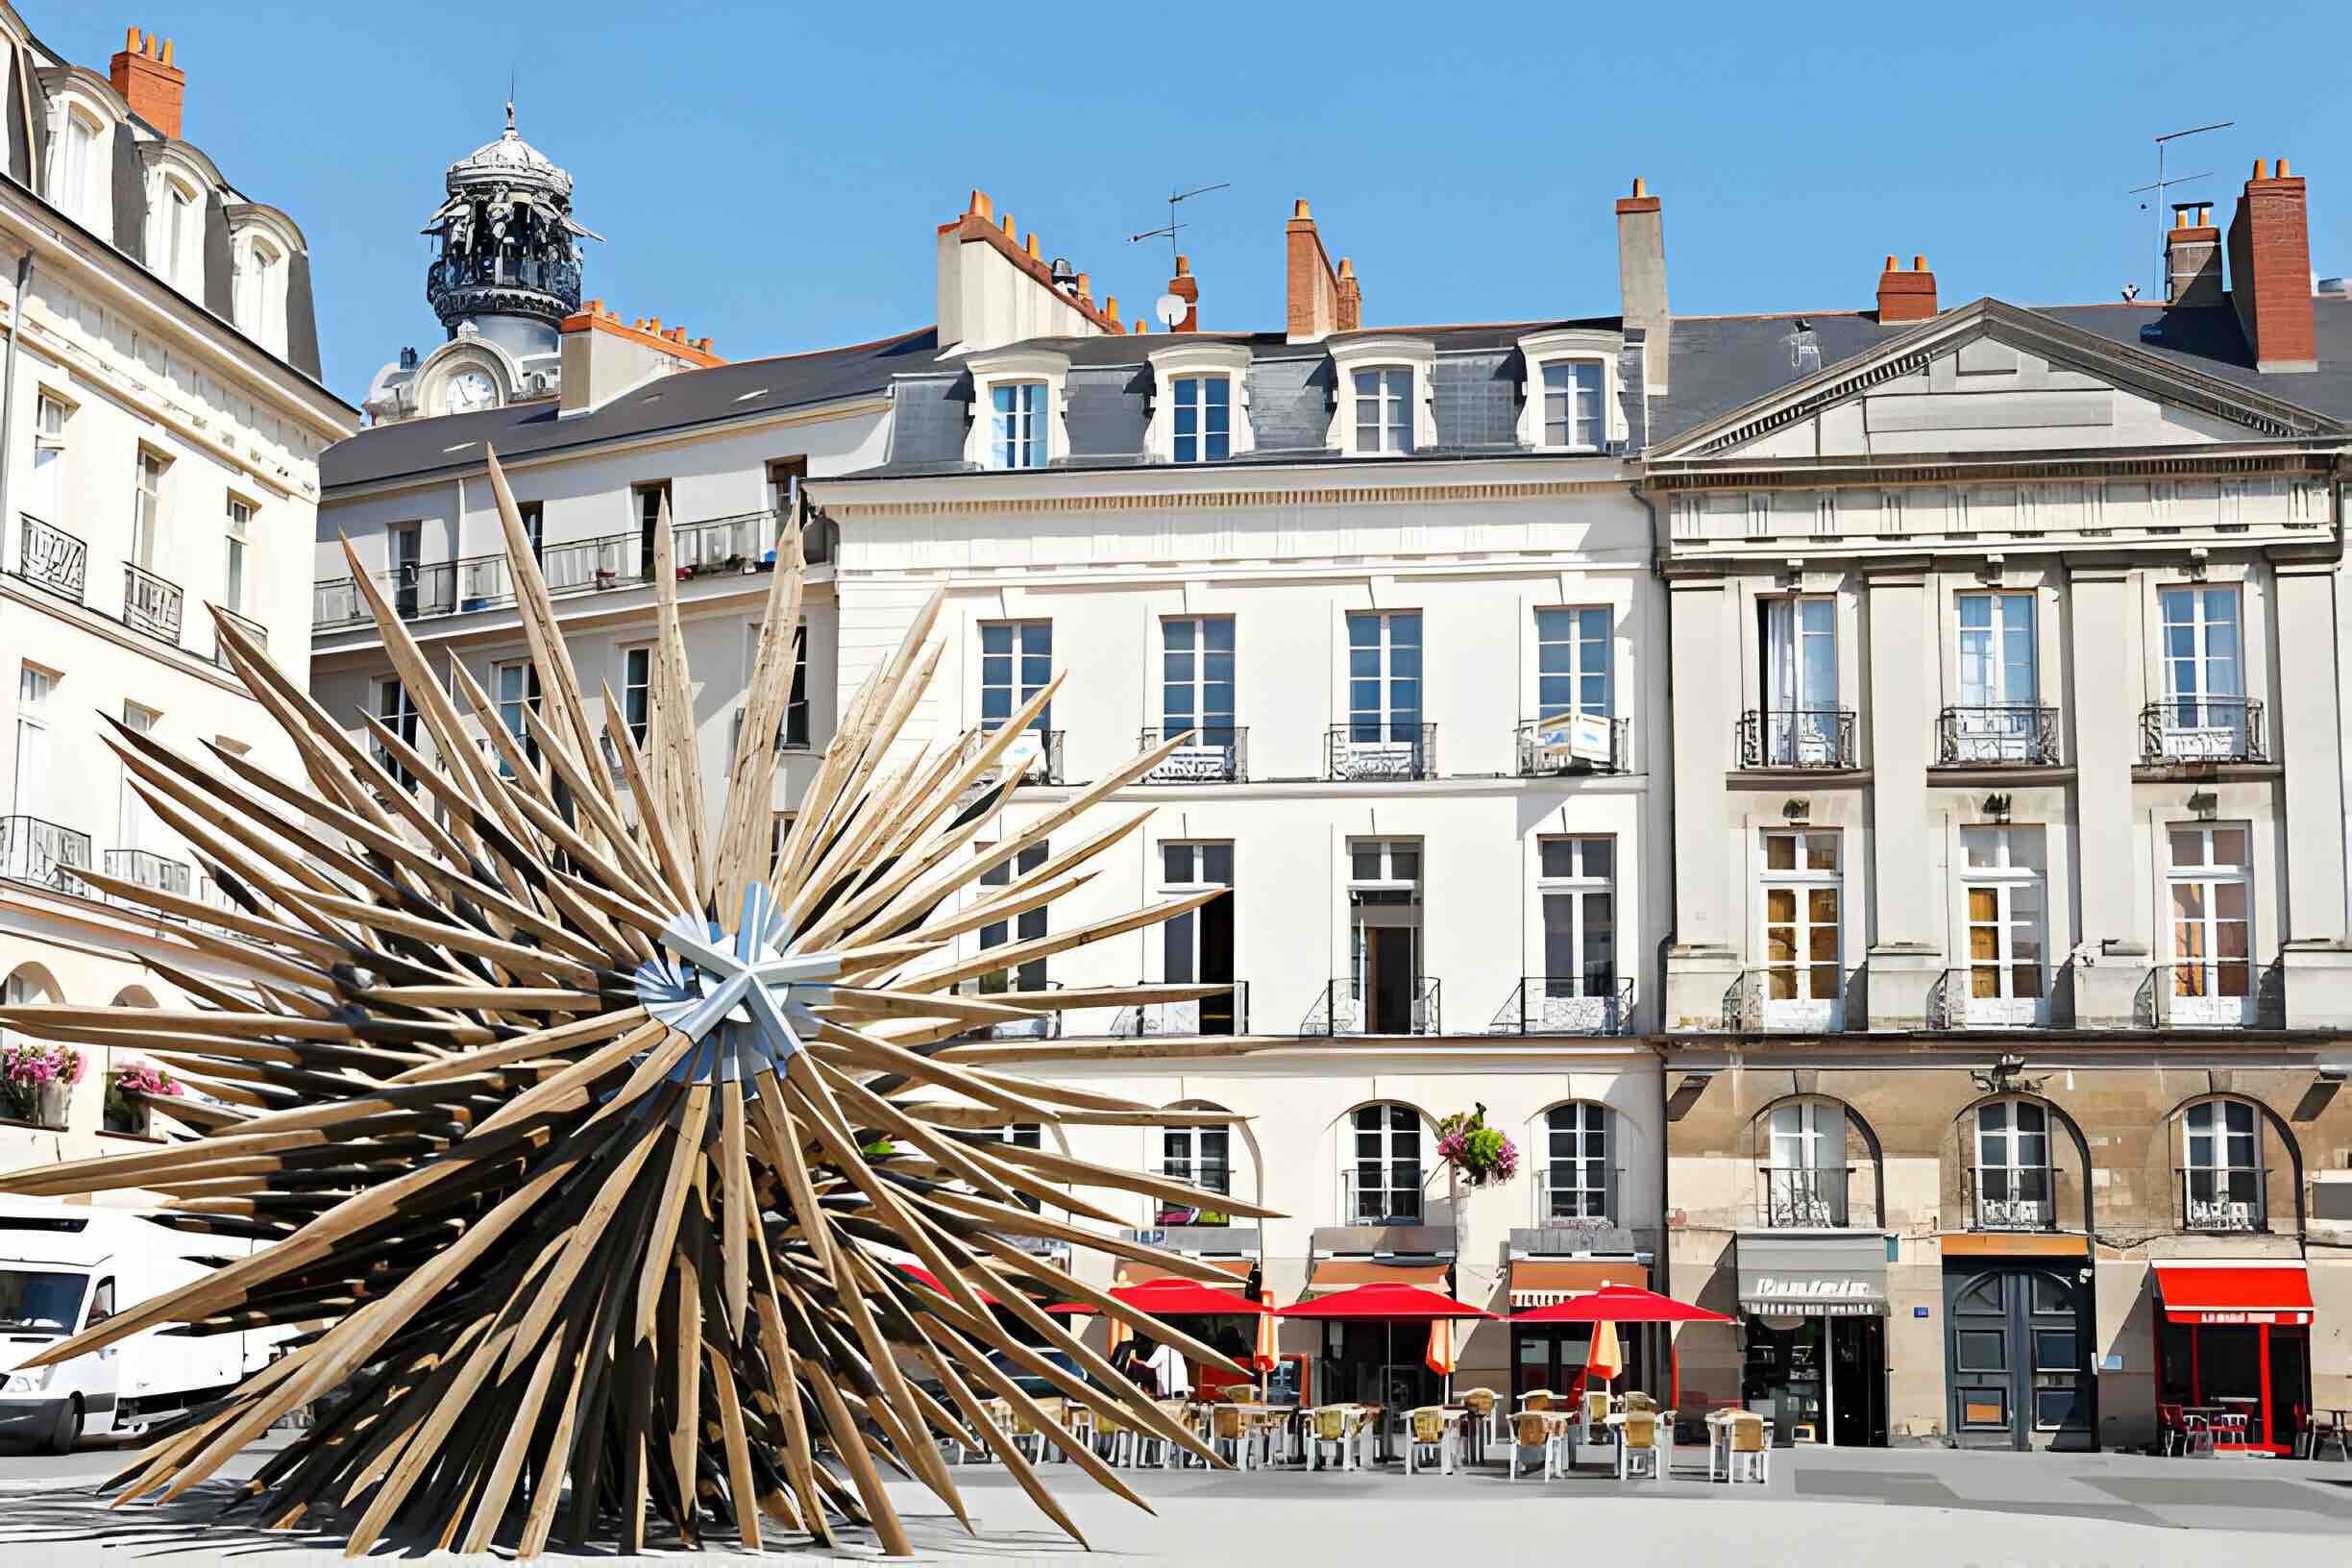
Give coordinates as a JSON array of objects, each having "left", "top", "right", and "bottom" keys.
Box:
[{"left": 442, "top": 370, "right": 496, "bottom": 414}]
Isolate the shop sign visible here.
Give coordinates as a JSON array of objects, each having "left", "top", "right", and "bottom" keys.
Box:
[
  {"left": 1749, "top": 1276, "right": 1881, "bottom": 1302},
  {"left": 2181, "top": 1310, "right": 2311, "bottom": 1326}
]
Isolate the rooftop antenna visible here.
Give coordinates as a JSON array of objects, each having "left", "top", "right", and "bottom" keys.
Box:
[
  {"left": 2129, "top": 121, "right": 2231, "bottom": 299},
  {"left": 1131, "top": 182, "right": 1230, "bottom": 272}
]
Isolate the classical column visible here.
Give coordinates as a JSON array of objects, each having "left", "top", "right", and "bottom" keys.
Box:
[
  {"left": 1862, "top": 559, "right": 1941, "bottom": 1027},
  {"left": 2267, "top": 547, "right": 2352, "bottom": 1025}
]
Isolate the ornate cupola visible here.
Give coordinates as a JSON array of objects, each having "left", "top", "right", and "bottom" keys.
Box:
[{"left": 420, "top": 104, "right": 602, "bottom": 361}]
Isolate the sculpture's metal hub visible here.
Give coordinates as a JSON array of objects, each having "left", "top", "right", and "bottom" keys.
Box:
[{"left": 635, "top": 886, "right": 837, "bottom": 1084}]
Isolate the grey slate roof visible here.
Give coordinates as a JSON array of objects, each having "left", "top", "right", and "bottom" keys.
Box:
[{"left": 320, "top": 327, "right": 938, "bottom": 491}]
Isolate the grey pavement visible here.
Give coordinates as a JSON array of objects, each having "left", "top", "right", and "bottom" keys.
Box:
[{"left": 0, "top": 1435, "right": 2347, "bottom": 1565}]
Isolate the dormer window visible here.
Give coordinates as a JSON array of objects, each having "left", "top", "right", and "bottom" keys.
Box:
[
  {"left": 155, "top": 176, "right": 201, "bottom": 294},
  {"left": 1353, "top": 368, "right": 1413, "bottom": 454},
  {"left": 51, "top": 110, "right": 100, "bottom": 227},
  {"left": 991, "top": 382, "right": 1046, "bottom": 469},
  {"left": 1170, "top": 376, "right": 1230, "bottom": 462},
  {"left": 1542, "top": 361, "right": 1605, "bottom": 450},
  {"left": 235, "top": 235, "right": 282, "bottom": 349}
]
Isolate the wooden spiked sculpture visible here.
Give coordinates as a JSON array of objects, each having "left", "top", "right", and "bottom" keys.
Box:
[{"left": 0, "top": 447, "right": 1268, "bottom": 1556}]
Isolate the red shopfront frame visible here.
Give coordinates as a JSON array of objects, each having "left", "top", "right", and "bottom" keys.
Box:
[{"left": 2151, "top": 1263, "right": 2315, "bottom": 1456}]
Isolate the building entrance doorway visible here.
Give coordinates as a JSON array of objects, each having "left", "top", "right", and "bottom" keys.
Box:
[{"left": 1946, "top": 1262, "right": 2095, "bottom": 1451}]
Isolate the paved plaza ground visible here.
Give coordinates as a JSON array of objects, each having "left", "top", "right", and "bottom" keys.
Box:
[{"left": 0, "top": 1434, "right": 2348, "bottom": 1565}]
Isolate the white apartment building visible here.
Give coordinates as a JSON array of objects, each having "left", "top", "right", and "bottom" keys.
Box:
[{"left": 0, "top": 15, "right": 354, "bottom": 1169}]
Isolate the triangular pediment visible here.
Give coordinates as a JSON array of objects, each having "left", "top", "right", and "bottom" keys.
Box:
[{"left": 1652, "top": 300, "right": 2340, "bottom": 463}]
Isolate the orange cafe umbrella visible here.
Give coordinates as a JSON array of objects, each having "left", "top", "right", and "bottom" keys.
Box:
[
  {"left": 1252, "top": 1309, "right": 1280, "bottom": 1375},
  {"left": 1425, "top": 1316, "right": 1458, "bottom": 1379},
  {"left": 1586, "top": 1318, "right": 1623, "bottom": 1385}
]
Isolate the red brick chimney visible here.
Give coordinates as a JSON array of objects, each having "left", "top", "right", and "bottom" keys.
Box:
[
  {"left": 2165, "top": 203, "right": 2222, "bottom": 306},
  {"left": 110, "top": 28, "right": 184, "bottom": 140},
  {"left": 2227, "top": 158, "right": 2316, "bottom": 373},
  {"left": 1286, "top": 199, "right": 1342, "bottom": 342},
  {"left": 1166, "top": 255, "right": 1198, "bottom": 331},
  {"left": 1335, "top": 257, "right": 1361, "bottom": 331},
  {"left": 1876, "top": 255, "right": 1938, "bottom": 323}
]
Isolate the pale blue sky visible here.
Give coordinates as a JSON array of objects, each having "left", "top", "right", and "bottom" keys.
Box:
[{"left": 36, "top": 0, "right": 2350, "bottom": 404}]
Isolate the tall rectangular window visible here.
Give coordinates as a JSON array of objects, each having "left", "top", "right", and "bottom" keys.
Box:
[
  {"left": 373, "top": 677, "right": 418, "bottom": 793},
  {"left": 53, "top": 113, "right": 95, "bottom": 223},
  {"left": 1160, "top": 617, "right": 1234, "bottom": 742},
  {"left": 633, "top": 482, "right": 671, "bottom": 580},
  {"left": 1954, "top": 592, "right": 2040, "bottom": 759},
  {"left": 1759, "top": 829, "right": 1841, "bottom": 1013},
  {"left": 131, "top": 451, "right": 165, "bottom": 570},
  {"left": 977, "top": 841, "right": 1047, "bottom": 992},
  {"left": 1160, "top": 841, "right": 1236, "bottom": 1036},
  {"left": 494, "top": 661, "right": 542, "bottom": 778},
  {"left": 1345, "top": 611, "right": 1421, "bottom": 743},
  {"left": 623, "top": 647, "right": 651, "bottom": 747},
  {"left": 1537, "top": 837, "right": 1616, "bottom": 1003},
  {"left": 12, "top": 666, "right": 48, "bottom": 823},
  {"left": 1347, "top": 839, "right": 1424, "bottom": 1034},
  {"left": 1541, "top": 361, "right": 1604, "bottom": 449},
  {"left": 979, "top": 621, "right": 1051, "bottom": 734},
  {"left": 1352, "top": 368, "right": 1412, "bottom": 454},
  {"left": 517, "top": 501, "right": 544, "bottom": 563},
  {"left": 741, "top": 624, "right": 811, "bottom": 750},
  {"left": 224, "top": 499, "right": 251, "bottom": 614},
  {"left": 1960, "top": 826, "right": 2046, "bottom": 1013},
  {"left": 1170, "top": 376, "right": 1230, "bottom": 462},
  {"left": 117, "top": 704, "right": 160, "bottom": 853},
  {"left": 2158, "top": 586, "right": 2245, "bottom": 757},
  {"left": 165, "top": 184, "right": 194, "bottom": 289},
  {"left": 990, "top": 383, "right": 1045, "bottom": 469},
  {"left": 1535, "top": 607, "right": 1610, "bottom": 719},
  {"left": 1761, "top": 597, "right": 1839, "bottom": 765},
  {"left": 28, "top": 396, "right": 64, "bottom": 524},
  {"left": 2168, "top": 824, "right": 2251, "bottom": 1015}
]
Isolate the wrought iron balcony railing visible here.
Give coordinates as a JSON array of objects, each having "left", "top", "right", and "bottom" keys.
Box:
[
  {"left": 1930, "top": 966, "right": 2049, "bottom": 1029},
  {"left": 1722, "top": 968, "right": 1853, "bottom": 1032},
  {"left": 1137, "top": 726, "right": 1246, "bottom": 783},
  {"left": 1757, "top": 1164, "right": 1853, "bottom": 1228},
  {"left": 0, "top": 815, "right": 93, "bottom": 895},
  {"left": 102, "top": 848, "right": 189, "bottom": 902},
  {"left": 2176, "top": 1166, "right": 2266, "bottom": 1233},
  {"left": 1962, "top": 1164, "right": 2058, "bottom": 1232},
  {"left": 1533, "top": 1166, "right": 1620, "bottom": 1231},
  {"left": 1109, "top": 981, "right": 1247, "bottom": 1038},
  {"left": 15, "top": 516, "right": 86, "bottom": 603},
  {"left": 1326, "top": 723, "right": 1435, "bottom": 782},
  {"left": 1937, "top": 705, "right": 2061, "bottom": 767},
  {"left": 1493, "top": 976, "right": 1635, "bottom": 1035},
  {"left": 965, "top": 727, "right": 1065, "bottom": 787},
  {"left": 1737, "top": 709, "right": 1857, "bottom": 769},
  {"left": 2141, "top": 698, "right": 2266, "bottom": 765},
  {"left": 211, "top": 607, "right": 266, "bottom": 671},
  {"left": 1311, "top": 976, "right": 1441, "bottom": 1036},
  {"left": 1516, "top": 714, "right": 1629, "bottom": 775},
  {"left": 122, "top": 563, "right": 184, "bottom": 644}
]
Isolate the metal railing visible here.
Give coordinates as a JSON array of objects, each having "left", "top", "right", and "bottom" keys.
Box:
[
  {"left": 1110, "top": 981, "right": 1247, "bottom": 1038},
  {"left": 211, "top": 607, "right": 266, "bottom": 671},
  {"left": 1138, "top": 726, "right": 1247, "bottom": 783},
  {"left": 1533, "top": 1167, "right": 1620, "bottom": 1230},
  {"left": 2176, "top": 1167, "right": 2267, "bottom": 1233},
  {"left": 1493, "top": 976, "right": 1635, "bottom": 1035},
  {"left": 1738, "top": 709, "right": 1857, "bottom": 769},
  {"left": 1326, "top": 723, "right": 1435, "bottom": 781},
  {"left": 1311, "top": 976, "right": 1441, "bottom": 1036},
  {"left": 194, "top": 873, "right": 245, "bottom": 933},
  {"left": 15, "top": 516, "right": 86, "bottom": 602},
  {"left": 0, "top": 815, "right": 92, "bottom": 894},
  {"left": 1756, "top": 1164, "right": 1853, "bottom": 1228},
  {"left": 122, "top": 563, "right": 183, "bottom": 644},
  {"left": 1937, "top": 705, "right": 2061, "bottom": 766},
  {"left": 2159, "top": 960, "right": 2275, "bottom": 1028},
  {"left": 391, "top": 561, "right": 455, "bottom": 620},
  {"left": 1930, "top": 966, "right": 2049, "bottom": 1029},
  {"left": 2141, "top": 698, "right": 2266, "bottom": 764},
  {"left": 102, "top": 848, "right": 189, "bottom": 902},
  {"left": 1338, "top": 1169, "right": 1426, "bottom": 1227},
  {"left": 951, "top": 977, "right": 1064, "bottom": 1041},
  {"left": 671, "top": 511, "right": 769, "bottom": 576},
  {"left": 1515, "top": 715, "right": 1630, "bottom": 775},
  {"left": 1722, "top": 968, "right": 1852, "bottom": 1032},
  {"left": 1962, "top": 1165, "right": 2059, "bottom": 1232}
]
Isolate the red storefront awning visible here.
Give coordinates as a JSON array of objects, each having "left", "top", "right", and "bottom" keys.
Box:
[{"left": 2152, "top": 1262, "right": 2315, "bottom": 1326}]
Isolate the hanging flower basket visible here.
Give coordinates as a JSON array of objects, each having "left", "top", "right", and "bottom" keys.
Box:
[
  {"left": 1435, "top": 1103, "right": 1519, "bottom": 1188},
  {"left": 106, "top": 1061, "right": 184, "bottom": 1136},
  {"left": 1, "top": 1041, "right": 85, "bottom": 1130}
]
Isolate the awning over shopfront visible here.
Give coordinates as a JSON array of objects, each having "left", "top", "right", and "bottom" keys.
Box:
[
  {"left": 1304, "top": 1260, "right": 1449, "bottom": 1296},
  {"left": 1110, "top": 1257, "right": 1253, "bottom": 1289},
  {"left": 2152, "top": 1261, "right": 2315, "bottom": 1326},
  {"left": 1507, "top": 1258, "right": 1650, "bottom": 1309},
  {"left": 1736, "top": 1232, "right": 1890, "bottom": 1317}
]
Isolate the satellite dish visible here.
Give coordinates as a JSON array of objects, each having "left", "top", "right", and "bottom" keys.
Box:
[{"left": 1154, "top": 293, "right": 1188, "bottom": 328}]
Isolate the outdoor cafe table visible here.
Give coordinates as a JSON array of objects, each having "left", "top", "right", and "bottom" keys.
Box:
[
  {"left": 1274, "top": 1281, "right": 1499, "bottom": 1464},
  {"left": 1702, "top": 1409, "right": 1776, "bottom": 1480}
]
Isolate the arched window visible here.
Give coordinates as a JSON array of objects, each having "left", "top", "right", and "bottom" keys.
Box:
[
  {"left": 1158, "top": 1107, "right": 1231, "bottom": 1226},
  {"left": 1971, "top": 1099, "right": 2053, "bottom": 1230},
  {"left": 1344, "top": 1103, "right": 1423, "bottom": 1225},
  {"left": 1757, "top": 1098, "right": 1850, "bottom": 1228},
  {"left": 1542, "top": 1103, "right": 1613, "bottom": 1223},
  {"left": 2180, "top": 1099, "right": 2265, "bottom": 1233}
]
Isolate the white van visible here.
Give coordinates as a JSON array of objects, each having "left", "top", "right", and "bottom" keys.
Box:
[{"left": 0, "top": 1199, "right": 285, "bottom": 1451}]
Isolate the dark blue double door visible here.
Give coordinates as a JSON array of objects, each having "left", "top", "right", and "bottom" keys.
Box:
[{"left": 1945, "top": 1262, "right": 2095, "bottom": 1450}]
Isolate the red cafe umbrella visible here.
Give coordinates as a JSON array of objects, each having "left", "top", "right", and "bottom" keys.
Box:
[
  {"left": 1047, "top": 1276, "right": 1273, "bottom": 1316},
  {"left": 1279, "top": 1282, "right": 1497, "bottom": 1408},
  {"left": 894, "top": 1263, "right": 999, "bottom": 1308},
  {"left": 1512, "top": 1285, "right": 1730, "bottom": 1409}
]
